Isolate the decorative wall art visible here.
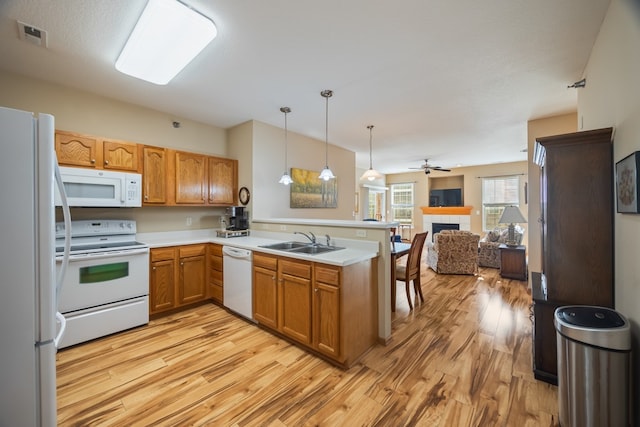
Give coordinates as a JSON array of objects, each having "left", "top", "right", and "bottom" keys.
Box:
[
  {"left": 615, "top": 151, "right": 640, "bottom": 213},
  {"left": 290, "top": 167, "right": 338, "bottom": 208}
]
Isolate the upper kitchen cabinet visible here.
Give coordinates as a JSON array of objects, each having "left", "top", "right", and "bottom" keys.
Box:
[
  {"left": 55, "top": 131, "right": 100, "bottom": 169},
  {"left": 101, "top": 139, "right": 140, "bottom": 172},
  {"left": 208, "top": 156, "right": 237, "bottom": 205},
  {"left": 174, "top": 151, "right": 207, "bottom": 204},
  {"left": 55, "top": 130, "right": 141, "bottom": 172},
  {"left": 142, "top": 146, "right": 167, "bottom": 205}
]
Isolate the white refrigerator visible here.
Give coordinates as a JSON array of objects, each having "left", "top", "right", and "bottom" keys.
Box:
[{"left": 0, "top": 106, "right": 70, "bottom": 426}]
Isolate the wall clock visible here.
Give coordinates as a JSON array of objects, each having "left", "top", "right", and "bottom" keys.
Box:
[{"left": 239, "top": 187, "right": 250, "bottom": 205}]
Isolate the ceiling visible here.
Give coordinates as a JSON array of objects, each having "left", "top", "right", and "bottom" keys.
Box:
[{"left": 0, "top": 0, "right": 610, "bottom": 174}]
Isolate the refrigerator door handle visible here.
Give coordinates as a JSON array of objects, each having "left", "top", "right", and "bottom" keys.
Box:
[{"left": 53, "top": 311, "right": 66, "bottom": 348}]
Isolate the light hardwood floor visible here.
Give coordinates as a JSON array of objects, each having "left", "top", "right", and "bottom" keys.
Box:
[{"left": 56, "top": 262, "right": 559, "bottom": 426}]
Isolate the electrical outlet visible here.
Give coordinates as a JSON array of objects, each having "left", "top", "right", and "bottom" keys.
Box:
[
  {"left": 356, "top": 229, "right": 367, "bottom": 237},
  {"left": 186, "top": 217, "right": 192, "bottom": 226},
  {"left": 280, "top": 225, "right": 287, "bottom": 231}
]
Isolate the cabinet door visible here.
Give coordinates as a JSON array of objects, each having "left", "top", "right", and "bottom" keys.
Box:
[
  {"left": 55, "top": 131, "right": 100, "bottom": 168},
  {"left": 178, "top": 245, "right": 206, "bottom": 305},
  {"left": 253, "top": 265, "right": 278, "bottom": 329},
  {"left": 208, "top": 157, "right": 237, "bottom": 205},
  {"left": 143, "top": 146, "right": 167, "bottom": 204},
  {"left": 102, "top": 140, "right": 139, "bottom": 171},
  {"left": 175, "top": 152, "right": 207, "bottom": 204},
  {"left": 279, "top": 266, "right": 312, "bottom": 345},
  {"left": 150, "top": 259, "right": 176, "bottom": 314},
  {"left": 313, "top": 282, "right": 340, "bottom": 358}
]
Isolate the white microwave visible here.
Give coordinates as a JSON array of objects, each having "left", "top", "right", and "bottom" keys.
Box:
[{"left": 55, "top": 166, "right": 142, "bottom": 207}]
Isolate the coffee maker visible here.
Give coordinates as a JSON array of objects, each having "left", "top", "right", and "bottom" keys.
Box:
[{"left": 226, "top": 206, "right": 248, "bottom": 230}]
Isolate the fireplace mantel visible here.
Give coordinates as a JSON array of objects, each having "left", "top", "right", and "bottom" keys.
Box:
[{"left": 420, "top": 206, "right": 473, "bottom": 215}]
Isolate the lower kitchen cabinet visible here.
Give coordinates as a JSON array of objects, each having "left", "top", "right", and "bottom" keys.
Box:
[
  {"left": 279, "top": 258, "right": 312, "bottom": 346},
  {"left": 252, "top": 252, "right": 376, "bottom": 367},
  {"left": 253, "top": 253, "right": 278, "bottom": 329},
  {"left": 150, "top": 248, "right": 176, "bottom": 314},
  {"left": 207, "top": 244, "right": 223, "bottom": 304},
  {"left": 178, "top": 245, "right": 206, "bottom": 305},
  {"left": 149, "top": 244, "right": 207, "bottom": 315}
]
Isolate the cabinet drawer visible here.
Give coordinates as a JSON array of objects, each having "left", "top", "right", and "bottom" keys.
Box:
[
  {"left": 209, "top": 244, "right": 223, "bottom": 257},
  {"left": 179, "top": 244, "right": 206, "bottom": 258},
  {"left": 150, "top": 247, "right": 175, "bottom": 262},
  {"left": 209, "top": 255, "right": 223, "bottom": 271},
  {"left": 209, "top": 268, "right": 222, "bottom": 286},
  {"left": 315, "top": 264, "right": 341, "bottom": 286},
  {"left": 280, "top": 259, "right": 311, "bottom": 279},
  {"left": 254, "top": 253, "right": 278, "bottom": 270}
]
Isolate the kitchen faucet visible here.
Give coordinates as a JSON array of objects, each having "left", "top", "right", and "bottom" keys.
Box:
[{"left": 294, "top": 231, "right": 316, "bottom": 245}]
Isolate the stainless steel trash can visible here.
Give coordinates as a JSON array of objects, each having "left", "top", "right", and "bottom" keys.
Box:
[{"left": 555, "top": 305, "right": 631, "bottom": 427}]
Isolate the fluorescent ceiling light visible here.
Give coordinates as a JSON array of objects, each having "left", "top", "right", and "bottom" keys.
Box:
[{"left": 115, "top": 0, "right": 217, "bottom": 85}]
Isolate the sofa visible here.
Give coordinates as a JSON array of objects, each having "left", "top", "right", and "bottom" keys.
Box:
[
  {"left": 478, "top": 226, "right": 524, "bottom": 268},
  {"left": 426, "top": 230, "right": 480, "bottom": 275}
]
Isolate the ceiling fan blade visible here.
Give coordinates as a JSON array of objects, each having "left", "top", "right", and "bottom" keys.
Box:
[{"left": 434, "top": 167, "right": 451, "bottom": 172}]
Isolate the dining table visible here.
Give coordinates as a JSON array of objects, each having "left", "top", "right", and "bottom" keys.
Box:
[{"left": 390, "top": 241, "right": 411, "bottom": 312}]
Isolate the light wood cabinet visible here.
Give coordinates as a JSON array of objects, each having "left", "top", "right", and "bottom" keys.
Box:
[
  {"left": 313, "top": 265, "right": 340, "bottom": 358},
  {"left": 178, "top": 245, "right": 207, "bottom": 305},
  {"left": 150, "top": 248, "right": 177, "bottom": 314},
  {"left": 208, "top": 244, "right": 223, "bottom": 304},
  {"left": 55, "top": 130, "right": 141, "bottom": 172},
  {"left": 55, "top": 131, "right": 100, "bottom": 168},
  {"left": 142, "top": 146, "right": 167, "bottom": 204},
  {"left": 279, "top": 259, "right": 312, "bottom": 345},
  {"left": 175, "top": 151, "right": 207, "bottom": 204},
  {"left": 102, "top": 139, "right": 139, "bottom": 171},
  {"left": 208, "top": 157, "right": 237, "bottom": 205},
  {"left": 253, "top": 253, "right": 278, "bottom": 329},
  {"left": 252, "top": 252, "right": 376, "bottom": 367},
  {"left": 149, "top": 244, "right": 208, "bottom": 315}
]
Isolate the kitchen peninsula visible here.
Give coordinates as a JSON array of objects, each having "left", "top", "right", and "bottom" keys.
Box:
[{"left": 139, "top": 218, "right": 396, "bottom": 367}]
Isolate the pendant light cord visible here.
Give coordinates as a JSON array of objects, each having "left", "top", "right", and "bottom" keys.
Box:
[
  {"left": 321, "top": 90, "right": 333, "bottom": 168},
  {"left": 368, "top": 125, "right": 374, "bottom": 169}
]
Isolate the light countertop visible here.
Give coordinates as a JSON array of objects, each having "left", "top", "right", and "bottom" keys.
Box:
[{"left": 137, "top": 229, "right": 379, "bottom": 267}]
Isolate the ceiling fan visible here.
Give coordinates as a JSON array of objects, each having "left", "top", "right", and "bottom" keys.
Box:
[{"left": 409, "top": 159, "right": 451, "bottom": 174}]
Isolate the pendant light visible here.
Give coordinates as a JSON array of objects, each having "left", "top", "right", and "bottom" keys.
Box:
[
  {"left": 360, "top": 125, "right": 383, "bottom": 181},
  {"left": 278, "top": 107, "right": 293, "bottom": 185},
  {"left": 318, "top": 89, "right": 335, "bottom": 181}
]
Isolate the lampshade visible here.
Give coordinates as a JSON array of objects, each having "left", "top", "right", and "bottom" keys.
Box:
[
  {"left": 278, "top": 107, "right": 293, "bottom": 185},
  {"left": 319, "top": 90, "right": 335, "bottom": 181},
  {"left": 360, "top": 125, "right": 383, "bottom": 182},
  {"left": 499, "top": 206, "right": 527, "bottom": 246},
  {"left": 115, "top": 0, "right": 217, "bottom": 85},
  {"left": 499, "top": 206, "right": 527, "bottom": 224}
]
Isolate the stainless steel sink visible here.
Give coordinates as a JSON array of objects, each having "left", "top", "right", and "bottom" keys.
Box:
[
  {"left": 289, "top": 245, "right": 344, "bottom": 255},
  {"left": 259, "top": 241, "right": 310, "bottom": 250},
  {"left": 258, "top": 241, "right": 344, "bottom": 255}
]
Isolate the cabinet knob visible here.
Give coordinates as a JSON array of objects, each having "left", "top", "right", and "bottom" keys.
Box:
[
  {"left": 272, "top": 276, "right": 276, "bottom": 280},
  {"left": 144, "top": 195, "right": 149, "bottom": 200},
  {"left": 180, "top": 262, "right": 184, "bottom": 266},
  {"left": 314, "top": 288, "right": 318, "bottom": 293},
  {"left": 104, "top": 160, "right": 109, "bottom": 165},
  {"left": 90, "top": 159, "right": 96, "bottom": 164},
  {"left": 152, "top": 266, "right": 156, "bottom": 270}
]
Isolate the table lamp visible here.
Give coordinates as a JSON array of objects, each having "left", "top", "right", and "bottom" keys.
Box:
[{"left": 499, "top": 206, "right": 527, "bottom": 246}]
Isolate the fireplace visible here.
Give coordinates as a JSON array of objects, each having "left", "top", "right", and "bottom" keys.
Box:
[
  {"left": 420, "top": 206, "right": 472, "bottom": 241},
  {"left": 432, "top": 223, "right": 460, "bottom": 235}
]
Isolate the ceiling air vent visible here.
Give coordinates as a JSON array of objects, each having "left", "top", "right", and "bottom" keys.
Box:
[{"left": 17, "top": 21, "right": 48, "bottom": 47}]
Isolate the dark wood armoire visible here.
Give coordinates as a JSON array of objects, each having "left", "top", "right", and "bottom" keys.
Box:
[{"left": 531, "top": 127, "right": 614, "bottom": 384}]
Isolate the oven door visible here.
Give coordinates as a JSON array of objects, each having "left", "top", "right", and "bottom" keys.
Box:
[{"left": 56, "top": 247, "right": 149, "bottom": 313}]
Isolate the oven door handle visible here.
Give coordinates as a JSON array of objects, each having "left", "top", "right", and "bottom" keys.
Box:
[{"left": 57, "top": 247, "right": 149, "bottom": 262}]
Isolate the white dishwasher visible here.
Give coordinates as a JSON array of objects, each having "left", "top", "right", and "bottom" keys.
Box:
[{"left": 222, "top": 246, "right": 254, "bottom": 321}]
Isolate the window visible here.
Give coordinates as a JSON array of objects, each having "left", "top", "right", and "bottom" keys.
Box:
[
  {"left": 482, "top": 176, "right": 520, "bottom": 230},
  {"left": 390, "top": 183, "right": 414, "bottom": 225}
]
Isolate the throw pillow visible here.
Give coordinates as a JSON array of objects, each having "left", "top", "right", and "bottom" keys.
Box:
[{"left": 487, "top": 230, "right": 500, "bottom": 242}]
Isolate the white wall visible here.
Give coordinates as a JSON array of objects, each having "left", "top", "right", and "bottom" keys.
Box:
[{"left": 578, "top": 0, "right": 640, "bottom": 419}]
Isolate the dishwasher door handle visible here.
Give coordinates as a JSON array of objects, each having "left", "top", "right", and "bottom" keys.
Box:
[{"left": 222, "top": 246, "right": 252, "bottom": 259}]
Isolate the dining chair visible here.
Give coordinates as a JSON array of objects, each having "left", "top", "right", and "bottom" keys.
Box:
[{"left": 395, "top": 231, "right": 428, "bottom": 310}]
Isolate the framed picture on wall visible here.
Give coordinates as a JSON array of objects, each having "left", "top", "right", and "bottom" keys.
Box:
[
  {"left": 289, "top": 167, "right": 338, "bottom": 208},
  {"left": 616, "top": 151, "right": 640, "bottom": 213}
]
